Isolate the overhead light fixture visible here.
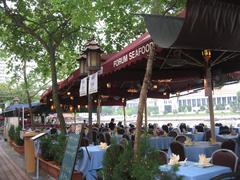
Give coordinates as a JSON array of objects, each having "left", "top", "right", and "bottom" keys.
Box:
[
  {"left": 70, "top": 96, "right": 74, "bottom": 100},
  {"left": 202, "top": 49, "right": 211, "bottom": 61},
  {"left": 77, "top": 105, "right": 81, "bottom": 109},
  {"left": 106, "top": 82, "right": 111, "bottom": 88},
  {"left": 158, "top": 79, "right": 172, "bottom": 83},
  {"left": 153, "top": 85, "right": 158, "bottom": 89},
  {"left": 127, "top": 88, "right": 138, "bottom": 93},
  {"left": 122, "top": 98, "right": 125, "bottom": 103},
  {"left": 49, "top": 98, "right": 53, "bottom": 102},
  {"left": 69, "top": 106, "right": 73, "bottom": 112},
  {"left": 176, "top": 91, "right": 180, "bottom": 96},
  {"left": 67, "top": 92, "right": 71, "bottom": 95},
  {"left": 101, "top": 95, "right": 109, "bottom": 99},
  {"left": 163, "top": 92, "right": 167, "bottom": 96}
]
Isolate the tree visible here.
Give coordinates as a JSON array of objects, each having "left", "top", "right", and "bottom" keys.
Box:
[
  {"left": 133, "top": 0, "right": 186, "bottom": 157},
  {"left": 0, "top": 0, "right": 95, "bottom": 133}
]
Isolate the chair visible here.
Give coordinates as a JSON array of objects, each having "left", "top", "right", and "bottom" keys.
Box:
[
  {"left": 175, "top": 135, "right": 187, "bottom": 144},
  {"left": 147, "top": 150, "right": 168, "bottom": 165},
  {"left": 221, "top": 139, "right": 236, "bottom": 152},
  {"left": 162, "top": 125, "right": 169, "bottom": 133},
  {"left": 170, "top": 141, "right": 185, "bottom": 161},
  {"left": 219, "top": 126, "right": 230, "bottom": 135},
  {"left": 211, "top": 149, "right": 238, "bottom": 172},
  {"left": 98, "top": 132, "right": 106, "bottom": 143},
  {"left": 205, "top": 130, "right": 211, "bottom": 141},
  {"left": 80, "top": 137, "right": 89, "bottom": 147},
  {"left": 104, "top": 132, "right": 111, "bottom": 145},
  {"left": 168, "top": 131, "right": 177, "bottom": 137},
  {"left": 179, "top": 123, "right": 187, "bottom": 133},
  {"left": 92, "top": 130, "right": 98, "bottom": 145},
  {"left": 210, "top": 172, "right": 240, "bottom": 180},
  {"left": 195, "top": 125, "right": 204, "bottom": 132}
]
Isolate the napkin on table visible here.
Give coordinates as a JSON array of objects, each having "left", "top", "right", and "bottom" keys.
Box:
[
  {"left": 168, "top": 153, "right": 180, "bottom": 165},
  {"left": 198, "top": 154, "right": 210, "bottom": 165},
  {"left": 99, "top": 142, "right": 108, "bottom": 149}
]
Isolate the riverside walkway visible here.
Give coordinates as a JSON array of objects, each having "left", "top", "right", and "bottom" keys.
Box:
[{"left": 0, "top": 142, "right": 31, "bottom": 180}]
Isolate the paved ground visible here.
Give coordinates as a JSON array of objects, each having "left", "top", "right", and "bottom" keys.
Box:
[{"left": 0, "top": 136, "right": 54, "bottom": 180}]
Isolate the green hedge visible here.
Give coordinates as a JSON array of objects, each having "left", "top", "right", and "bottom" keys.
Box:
[
  {"left": 14, "top": 126, "right": 24, "bottom": 146},
  {"left": 8, "top": 125, "right": 15, "bottom": 141}
]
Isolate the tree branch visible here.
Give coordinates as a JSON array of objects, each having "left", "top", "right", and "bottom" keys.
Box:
[{"left": 1, "top": 0, "right": 50, "bottom": 52}]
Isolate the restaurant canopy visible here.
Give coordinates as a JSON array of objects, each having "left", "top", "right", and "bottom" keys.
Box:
[
  {"left": 3, "top": 102, "right": 50, "bottom": 117},
  {"left": 40, "top": 0, "right": 240, "bottom": 112}
]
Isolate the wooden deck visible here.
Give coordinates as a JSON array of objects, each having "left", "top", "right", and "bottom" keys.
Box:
[{"left": 0, "top": 145, "right": 31, "bottom": 180}]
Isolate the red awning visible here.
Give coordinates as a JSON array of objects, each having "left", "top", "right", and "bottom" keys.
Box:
[{"left": 102, "top": 32, "right": 152, "bottom": 75}]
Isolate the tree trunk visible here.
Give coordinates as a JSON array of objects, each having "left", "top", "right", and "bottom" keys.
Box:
[
  {"left": 23, "top": 59, "right": 34, "bottom": 129},
  {"left": 134, "top": 44, "right": 156, "bottom": 158},
  {"left": 49, "top": 47, "right": 66, "bottom": 134}
]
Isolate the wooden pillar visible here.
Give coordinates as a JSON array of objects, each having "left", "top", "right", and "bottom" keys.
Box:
[
  {"left": 123, "top": 106, "right": 126, "bottom": 126},
  {"left": 97, "top": 99, "right": 101, "bottom": 125},
  {"left": 205, "top": 63, "right": 216, "bottom": 143}
]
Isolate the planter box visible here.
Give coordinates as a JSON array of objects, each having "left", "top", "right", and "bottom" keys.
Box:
[
  {"left": 39, "top": 158, "right": 83, "bottom": 180},
  {"left": 8, "top": 139, "right": 13, "bottom": 147},
  {"left": 12, "top": 142, "right": 24, "bottom": 155}
]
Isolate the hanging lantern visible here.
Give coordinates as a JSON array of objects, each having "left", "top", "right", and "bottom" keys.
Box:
[
  {"left": 77, "top": 53, "right": 88, "bottom": 75},
  {"left": 83, "top": 38, "right": 103, "bottom": 72},
  {"left": 202, "top": 49, "right": 211, "bottom": 61}
]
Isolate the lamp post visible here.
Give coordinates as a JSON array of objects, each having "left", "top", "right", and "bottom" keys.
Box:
[
  {"left": 202, "top": 49, "right": 216, "bottom": 143},
  {"left": 82, "top": 38, "right": 103, "bottom": 143}
]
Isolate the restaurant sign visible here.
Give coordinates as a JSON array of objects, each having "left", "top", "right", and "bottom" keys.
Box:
[{"left": 113, "top": 42, "right": 154, "bottom": 68}]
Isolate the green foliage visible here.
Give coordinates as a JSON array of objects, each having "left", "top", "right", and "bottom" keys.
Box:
[
  {"left": 8, "top": 125, "right": 15, "bottom": 141},
  {"left": 14, "top": 126, "right": 24, "bottom": 146},
  {"left": 52, "top": 134, "right": 67, "bottom": 165},
  {"left": 102, "top": 133, "right": 181, "bottom": 180},
  {"left": 126, "top": 107, "right": 138, "bottom": 116},
  {"left": 215, "top": 104, "right": 225, "bottom": 111},
  {"left": 40, "top": 134, "right": 67, "bottom": 164},
  {"left": 147, "top": 106, "right": 159, "bottom": 115},
  {"left": 40, "top": 135, "right": 55, "bottom": 161}
]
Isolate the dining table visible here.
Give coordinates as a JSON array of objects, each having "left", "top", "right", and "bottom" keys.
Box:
[
  {"left": 159, "top": 161, "right": 231, "bottom": 180},
  {"left": 168, "top": 141, "right": 221, "bottom": 162},
  {"left": 75, "top": 145, "right": 106, "bottom": 180},
  {"left": 148, "top": 136, "right": 174, "bottom": 150},
  {"left": 185, "top": 132, "right": 205, "bottom": 141}
]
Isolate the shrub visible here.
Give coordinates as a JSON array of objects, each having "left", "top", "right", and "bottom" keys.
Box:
[
  {"left": 8, "top": 125, "right": 15, "bottom": 141},
  {"left": 52, "top": 134, "right": 67, "bottom": 165},
  {"left": 40, "top": 133, "right": 67, "bottom": 164},
  {"left": 102, "top": 133, "right": 181, "bottom": 180},
  {"left": 14, "top": 126, "right": 24, "bottom": 146},
  {"left": 40, "top": 135, "right": 55, "bottom": 161}
]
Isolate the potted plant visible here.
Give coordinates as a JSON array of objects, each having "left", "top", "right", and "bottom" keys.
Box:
[
  {"left": 12, "top": 126, "right": 24, "bottom": 154},
  {"left": 8, "top": 125, "right": 15, "bottom": 146},
  {"left": 39, "top": 134, "right": 83, "bottom": 180}
]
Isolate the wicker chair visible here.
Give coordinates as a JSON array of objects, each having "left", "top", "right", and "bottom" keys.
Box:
[
  {"left": 162, "top": 125, "right": 169, "bottom": 133},
  {"left": 210, "top": 172, "right": 240, "bottom": 180},
  {"left": 221, "top": 139, "right": 236, "bottom": 152},
  {"left": 205, "top": 130, "right": 211, "bottom": 141},
  {"left": 211, "top": 149, "right": 238, "bottom": 172},
  {"left": 92, "top": 130, "right": 98, "bottom": 145},
  {"left": 195, "top": 125, "right": 204, "bottom": 132},
  {"left": 98, "top": 132, "right": 106, "bottom": 143},
  {"left": 80, "top": 137, "right": 89, "bottom": 147},
  {"left": 175, "top": 135, "right": 187, "bottom": 144},
  {"left": 168, "top": 131, "right": 177, "bottom": 138},
  {"left": 219, "top": 126, "right": 230, "bottom": 135},
  {"left": 170, "top": 141, "right": 186, "bottom": 161},
  {"left": 104, "top": 132, "right": 111, "bottom": 145}
]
